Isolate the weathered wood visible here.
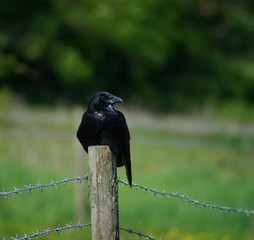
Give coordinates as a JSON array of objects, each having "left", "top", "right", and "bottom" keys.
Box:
[{"left": 88, "top": 146, "right": 119, "bottom": 240}]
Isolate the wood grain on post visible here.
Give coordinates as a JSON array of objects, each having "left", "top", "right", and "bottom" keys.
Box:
[{"left": 88, "top": 146, "right": 119, "bottom": 240}]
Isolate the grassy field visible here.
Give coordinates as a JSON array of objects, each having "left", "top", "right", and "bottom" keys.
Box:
[{"left": 0, "top": 105, "right": 254, "bottom": 240}]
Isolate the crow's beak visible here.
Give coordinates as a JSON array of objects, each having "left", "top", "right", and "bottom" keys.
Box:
[{"left": 109, "top": 96, "right": 123, "bottom": 104}]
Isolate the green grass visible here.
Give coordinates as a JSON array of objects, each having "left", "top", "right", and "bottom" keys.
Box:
[{"left": 0, "top": 105, "right": 254, "bottom": 239}]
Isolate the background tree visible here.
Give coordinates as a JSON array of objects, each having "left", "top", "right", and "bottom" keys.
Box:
[{"left": 0, "top": 0, "right": 254, "bottom": 110}]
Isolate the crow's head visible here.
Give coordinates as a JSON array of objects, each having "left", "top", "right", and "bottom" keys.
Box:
[{"left": 88, "top": 91, "right": 123, "bottom": 114}]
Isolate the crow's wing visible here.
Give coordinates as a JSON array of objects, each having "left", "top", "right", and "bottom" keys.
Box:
[
  {"left": 116, "top": 111, "right": 132, "bottom": 186},
  {"left": 76, "top": 112, "right": 104, "bottom": 152},
  {"left": 100, "top": 111, "right": 132, "bottom": 186}
]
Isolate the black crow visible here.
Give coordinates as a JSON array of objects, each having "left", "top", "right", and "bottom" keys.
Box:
[{"left": 77, "top": 91, "right": 132, "bottom": 186}]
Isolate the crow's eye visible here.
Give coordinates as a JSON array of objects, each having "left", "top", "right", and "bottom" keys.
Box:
[{"left": 101, "top": 95, "right": 106, "bottom": 100}]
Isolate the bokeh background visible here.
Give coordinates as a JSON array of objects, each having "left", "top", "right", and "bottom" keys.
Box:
[{"left": 1, "top": 0, "right": 254, "bottom": 239}]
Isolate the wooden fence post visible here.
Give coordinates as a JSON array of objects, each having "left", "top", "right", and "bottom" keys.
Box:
[{"left": 88, "top": 146, "right": 119, "bottom": 240}]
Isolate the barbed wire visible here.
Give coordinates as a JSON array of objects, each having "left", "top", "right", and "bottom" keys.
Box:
[
  {"left": 2, "top": 222, "right": 157, "bottom": 240},
  {"left": 118, "top": 179, "right": 254, "bottom": 216},
  {"left": 1, "top": 174, "right": 253, "bottom": 216},
  {"left": 120, "top": 227, "right": 158, "bottom": 240},
  {"left": 6, "top": 222, "right": 91, "bottom": 240},
  {"left": 0, "top": 175, "right": 89, "bottom": 199}
]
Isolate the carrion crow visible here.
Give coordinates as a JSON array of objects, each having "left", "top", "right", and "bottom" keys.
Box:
[{"left": 77, "top": 91, "right": 132, "bottom": 186}]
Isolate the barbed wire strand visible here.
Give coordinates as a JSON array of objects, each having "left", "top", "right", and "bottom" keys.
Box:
[
  {"left": 8, "top": 222, "right": 91, "bottom": 240},
  {"left": 1, "top": 174, "right": 253, "bottom": 216},
  {"left": 0, "top": 175, "right": 89, "bottom": 199},
  {"left": 2, "top": 222, "right": 157, "bottom": 240},
  {"left": 120, "top": 227, "right": 158, "bottom": 240},
  {"left": 118, "top": 179, "right": 254, "bottom": 216}
]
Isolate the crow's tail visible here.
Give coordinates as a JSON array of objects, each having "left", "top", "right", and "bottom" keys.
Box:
[{"left": 125, "top": 162, "right": 132, "bottom": 187}]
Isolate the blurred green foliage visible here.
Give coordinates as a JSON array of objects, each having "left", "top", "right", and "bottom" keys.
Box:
[{"left": 0, "top": 0, "right": 254, "bottom": 109}]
